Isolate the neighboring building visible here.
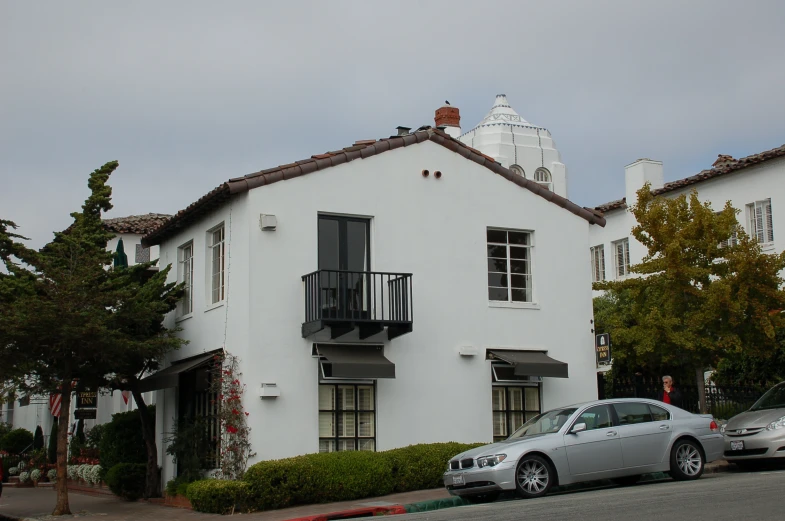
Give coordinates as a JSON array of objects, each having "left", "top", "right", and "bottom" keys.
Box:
[
  {"left": 0, "top": 214, "right": 169, "bottom": 438},
  {"left": 139, "top": 121, "right": 605, "bottom": 483}
]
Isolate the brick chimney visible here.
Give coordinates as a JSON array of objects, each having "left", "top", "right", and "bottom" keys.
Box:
[{"left": 435, "top": 104, "right": 461, "bottom": 138}]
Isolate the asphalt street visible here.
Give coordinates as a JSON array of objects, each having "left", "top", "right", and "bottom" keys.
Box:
[{"left": 392, "top": 469, "right": 785, "bottom": 521}]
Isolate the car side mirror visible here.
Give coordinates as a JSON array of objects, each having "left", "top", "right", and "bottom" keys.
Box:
[{"left": 571, "top": 423, "right": 587, "bottom": 434}]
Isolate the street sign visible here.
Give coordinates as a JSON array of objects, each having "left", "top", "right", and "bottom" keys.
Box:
[
  {"left": 595, "top": 333, "right": 611, "bottom": 365},
  {"left": 76, "top": 391, "right": 97, "bottom": 408},
  {"left": 74, "top": 408, "right": 97, "bottom": 420}
]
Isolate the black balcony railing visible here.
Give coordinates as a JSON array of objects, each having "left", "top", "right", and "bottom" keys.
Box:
[{"left": 302, "top": 269, "right": 413, "bottom": 339}]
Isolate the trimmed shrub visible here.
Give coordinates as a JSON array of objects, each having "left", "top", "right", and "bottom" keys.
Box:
[
  {"left": 18, "top": 471, "right": 30, "bottom": 484},
  {"left": 33, "top": 426, "right": 44, "bottom": 450},
  {"left": 186, "top": 480, "right": 249, "bottom": 514},
  {"left": 166, "top": 476, "right": 193, "bottom": 497},
  {"left": 88, "top": 465, "right": 102, "bottom": 485},
  {"left": 30, "top": 469, "right": 42, "bottom": 482},
  {"left": 47, "top": 469, "right": 58, "bottom": 483},
  {"left": 105, "top": 463, "right": 146, "bottom": 501},
  {"left": 0, "top": 428, "right": 34, "bottom": 454},
  {"left": 98, "top": 407, "right": 152, "bottom": 480},
  {"left": 242, "top": 442, "right": 483, "bottom": 512},
  {"left": 8, "top": 467, "right": 19, "bottom": 476}
]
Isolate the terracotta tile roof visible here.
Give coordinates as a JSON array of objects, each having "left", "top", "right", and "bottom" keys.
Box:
[
  {"left": 143, "top": 128, "right": 605, "bottom": 246},
  {"left": 103, "top": 213, "right": 172, "bottom": 235},
  {"left": 594, "top": 144, "right": 785, "bottom": 214}
]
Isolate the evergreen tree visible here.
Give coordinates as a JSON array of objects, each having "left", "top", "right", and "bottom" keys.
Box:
[{"left": 33, "top": 426, "right": 44, "bottom": 450}]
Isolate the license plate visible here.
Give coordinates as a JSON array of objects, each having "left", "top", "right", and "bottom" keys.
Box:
[
  {"left": 731, "top": 440, "right": 744, "bottom": 451},
  {"left": 452, "top": 474, "right": 464, "bottom": 486}
]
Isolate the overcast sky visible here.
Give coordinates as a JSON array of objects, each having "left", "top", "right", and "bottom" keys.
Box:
[{"left": 2, "top": 1, "right": 784, "bottom": 248}]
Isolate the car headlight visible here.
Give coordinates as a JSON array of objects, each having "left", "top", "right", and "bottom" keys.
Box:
[
  {"left": 766, "top": 416, "right": 785, "bottom": 431},
  {"left": 477, "top": 454, "right": 507, "bottom": 468}
]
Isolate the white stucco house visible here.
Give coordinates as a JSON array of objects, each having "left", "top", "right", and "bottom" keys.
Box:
[
  {"left": 588, "top": 145, "right": 785, "bottom": 376},
  {"left": 134, "top": 110, "right": 605, "bottom": 482},
  {"left": 0, "top": 214, "right": 168, "bottom": 439}
]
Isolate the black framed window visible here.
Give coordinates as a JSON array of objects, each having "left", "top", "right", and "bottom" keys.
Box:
[
  {"left": 492, "top": 385, "right": 541, "bottom": 442},
  {"left": 319, "top": 383, "right": 376, "bottom": 452}
]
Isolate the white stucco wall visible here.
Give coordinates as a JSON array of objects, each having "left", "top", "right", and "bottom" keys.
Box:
[{"left": 154, "top": 139, "right": 600, "bottom": 480}]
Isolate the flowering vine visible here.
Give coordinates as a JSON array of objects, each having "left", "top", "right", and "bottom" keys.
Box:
[{"left": 210, "top": 352, "right": 256, "bottom": 480}]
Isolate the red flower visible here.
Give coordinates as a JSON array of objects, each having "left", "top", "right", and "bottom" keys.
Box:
[
  {"left": 244, "top": 412, "right": 249, "bottom": 416},
  {"left": 226, "top": 425, "right": 238, "bottom": 434},
  {"left": 232, "top": 409, "right": 239, "bottom": 415}
]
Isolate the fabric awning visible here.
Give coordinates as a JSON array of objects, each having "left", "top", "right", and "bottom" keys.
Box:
[
  {"left": 316, "top": 344, "right": 395, "bottom": 379},
  {"left": 137, "top": 352, "right": 218, "bottom": 393},
  {"left": 487, "top": 349, "right": 569, "bottom": 378}
]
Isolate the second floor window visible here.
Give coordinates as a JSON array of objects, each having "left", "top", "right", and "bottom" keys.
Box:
[
  {"left": 487, "top": 228, "right": 533, "bottom": 303},
  {"left": 179, "top": 242, "right": 194, "bottom": 315},
  {"left": 613, "top": 238, "right": 630, "bottom": 279},
  {"left": 209, "top": 224, "right": 225, "bottom": 304},
  {"left": 747, "top": 199, "right": 774, "bottom": 244},
  {"left": 590, "top": 245, "right": 605, "bottom": 282}
]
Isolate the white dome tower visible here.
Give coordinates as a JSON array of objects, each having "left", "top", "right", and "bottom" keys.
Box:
[{"left": 459, "top": 94, "right": 568, "bottom": 197}]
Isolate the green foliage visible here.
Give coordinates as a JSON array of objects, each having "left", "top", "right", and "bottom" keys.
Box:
[
  {"left": 241, "top": 442, "right": 483, "bottom": 512},
  {"left": 47, "top": 421, "right": 58, "bottom": 464},
  {"left": 105, "top": 463, "right": 146, "bottom": 501},
  {"left": 0, "top": 428, "right": 34, "bottom": 454},
  {"left": 186, "top": 480, "right": 250, "bottom": 514},
  {"left": 594, "top": 185, "right": 785, "bottom": 395},
  {"left": 165, "top": 476, "right": 194, "bottom": 497},
  {"left": 69, "top": 432, "right": 85, "bottom": 461},
  {"left": 164, "top": 416, "right": 214, "bottom": 483},
  {"left": 85, "top": 423, "right": 105, "bottom": 449},
  {"left": 0, "top": 422, "right": 11, "bottom": 441},
  {"left": 33, "top": 426, "right": 44, "bottom": 450},
  {"left": 98, "top": 407, "right": 152, "bottom": 479}
]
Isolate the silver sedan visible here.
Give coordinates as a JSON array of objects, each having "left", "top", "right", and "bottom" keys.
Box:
[
  {"left": 443, "top": 398, "right": 723, "bottom": 501},
  {"left": 722, "top": 381, "right": 785, "bottom": 465}
]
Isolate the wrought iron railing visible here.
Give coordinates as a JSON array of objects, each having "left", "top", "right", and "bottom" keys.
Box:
[{"left": 302, "top": 270, "right": 413, "bottom": 324}]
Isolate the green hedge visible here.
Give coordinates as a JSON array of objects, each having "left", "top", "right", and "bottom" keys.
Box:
[
  {"left": 105, "top": 463, "right": 146, "bottom": 501},
  {"left": 187, "top": 480, "right": 249, "bottom": 514},
  {"left": 0, "top": 428, "right": 34, "bottom": 454},
  {"left": 98, "top": 406, "right": 152, "bottom": 480},
  {"left": 237, "top": 442, "right": 483, "bottom": 513}
]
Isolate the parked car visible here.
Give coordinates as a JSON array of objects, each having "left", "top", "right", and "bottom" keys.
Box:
[
  {"left": 443, "top": 398, "right": 722, "bottom": 501},
  {"left": 722, "top": 381, "right": 785, "bottom": 466}
]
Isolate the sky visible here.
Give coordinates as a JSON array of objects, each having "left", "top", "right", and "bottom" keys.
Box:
[{"left": 2, "top": 0, "right": 785, "bottom": 248}]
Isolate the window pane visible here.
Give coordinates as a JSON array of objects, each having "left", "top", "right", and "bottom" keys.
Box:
[
  {"left": 319, "top": 412, "right": 335, "bottom": 437},
  {"left": 487, "top": 245, "right": 507, "bottom": 258},
  {"left": 338, "top": 412, "right": 355, "bottom": 437},
  {"left": 649, "top": 404, "right": 670, "bottom": 421},
  {"left": 338, "top": 440, "right": 356, "bottom": 451},
  {"left": 508, "top": 232, "right": 530, "bottom": 245},
  {"left": 510, "top": 411, "right": 526, "bottom": 432},
  {"left": 576, "top": 405, "right": 613, "bottom": 430},
  {"left": 358, "top": 439, "right": 375, "bottom": 451},
  {"left": 319, "top": 385, "right": 335, "bottom": 410},
  {"left": 613, "top": 402, "right": 654, "bottom": 425},
  {"left": 358, "top": 386, "right": 374, "bottom": 410},
  {"left": 511, "top": 288, "right": 531, "bottom": 302},
  {"left": 488, "top": 287, "right": 509, "bottom": 301},
  {"left": 509, "top": 246, "right": 529, "bottom": 260},
  {"left": 509, "top": 260, "right": 529, "bottom": 274},
  {"left": 338, "top": 386, "right": 355, "bottom": 410},
  {"left": 488, "top": 258, "right": 508, "bottom": 273},
  {"left": 319, "top": 439, "right": 335, "bottom": 453},
  {"left": 525, "top": 387, "right": 540, "bottom": 411},
  {"left": 488, "top": 273, "right": 508, "bottom": 287},
  {"left": 508, "top": 388, "right": 523, "bottom": 411},
  {"left": 492, "top": 388, "right": 506, "bottom": 411},
  {"left": 493, "top": 411, "right": 507, "bottom": 438},
  {"left": 358, "top": 412, "right": 375, "bottom": 437},
  {"left": 510, "top": 274, "right": 528, "bottom": 289},
  {"left": 487, "top": 229, "right": 507, "bottom": 243}
]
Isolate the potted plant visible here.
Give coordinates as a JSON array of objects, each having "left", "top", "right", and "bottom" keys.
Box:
[{"left": 30, "top": 469, "right": 42, "bottom": 486}]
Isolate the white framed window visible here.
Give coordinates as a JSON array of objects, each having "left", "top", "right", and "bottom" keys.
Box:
[
  {"left": 534, "top": 167, "right": 552, "bottom": 191},
  {"left": 747, "top": 199, "right": 774, "bottom": 245},
  {"left": 487, "top": 228, "right": 533, "bottom": 303},
  {"left": 590, "top": 245, "right": 606, "bottom": 282},
  {"left": 178, "top": 242, "right": 194, "bottom": 315},
  {"left": 612, "top": 238, "right": 630, "bottom": 279},
  {"left": 318, "top": 383, "right": 375, "bottom": 452},
  {"left": 509, "top": 164, "right": 525, "bottom": 178},
  {"left": 208, "top": 224, "right": 226, "bottom": 304}
]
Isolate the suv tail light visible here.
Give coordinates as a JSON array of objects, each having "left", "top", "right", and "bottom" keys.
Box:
[{"left": 710, "top": 420, "right": 719, "bottom": 432}]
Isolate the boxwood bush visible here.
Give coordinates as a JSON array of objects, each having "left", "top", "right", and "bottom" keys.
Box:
[
  {"left": 0, "top": 428, "right": 34, "bottom": 454},
  {"left": 187, "top": 480, "right": 249, "bottom": 514},
  {"left": 98, "top": 407, "right": 152, "bottom": 480},
  {"left": 105, "top": 463, "right": 146, "bottom": 501}
]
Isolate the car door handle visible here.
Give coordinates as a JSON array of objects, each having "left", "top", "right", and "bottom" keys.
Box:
[
  {"left": 606, "top": 431, "right": 618, "bottom": 436},
  {"left": 659, "top": 425, "right": 670, "bottom": 430}
]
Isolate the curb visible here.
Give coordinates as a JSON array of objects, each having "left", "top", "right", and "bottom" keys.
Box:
[{"left": 281, "top": 505, "right": 407, "bottom": 521}]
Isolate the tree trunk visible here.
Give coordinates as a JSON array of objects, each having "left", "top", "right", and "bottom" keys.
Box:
[
  {"left": 132, "top": 387, "right": 160, "bottom": 498},
  {"left": 52, "top": 381, "right": 72, "bottom": 516},
  {"left": 696, "top": 367, "right": 707, "bottom": 414}
]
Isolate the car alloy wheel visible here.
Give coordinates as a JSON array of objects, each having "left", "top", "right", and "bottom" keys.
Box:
[
  {"left": 670, "top": 439, "right": 704, "bottom": 481},
  {"left": 515, "top": 455, "right": 553, "bottom": 499}
]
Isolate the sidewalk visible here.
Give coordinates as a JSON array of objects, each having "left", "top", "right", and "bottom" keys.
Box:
[{"left": 0, "top": 460, "right": 729, "bottom": 521}]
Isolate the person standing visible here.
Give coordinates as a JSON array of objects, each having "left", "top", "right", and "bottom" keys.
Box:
[{"left": 659, "top": 375, "right": 683, "bottom": 408}]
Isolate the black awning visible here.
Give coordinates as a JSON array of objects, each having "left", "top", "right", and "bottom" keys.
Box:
[
  {"left": 316, "top": 344, "right": 395, "bottom": 379},
  {"left": 137, "top": 352, "right": 219, "bottom": 393},
  {"left": 487, "top": 349, "right": 569, "bottom": 378}
]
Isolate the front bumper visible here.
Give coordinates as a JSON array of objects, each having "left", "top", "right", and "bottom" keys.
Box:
[
  {"left": 443, "top": 462, "right": 517, "bottom": 497},
  {"left": 723, "top": 429, "right": 785, "bottom": 460}
]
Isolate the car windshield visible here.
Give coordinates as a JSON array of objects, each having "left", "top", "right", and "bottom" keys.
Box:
[
  {"left": 508, "top": 408, "right": 578, "bottom": 439},
  {"left": 750, "top": 382, "right": 785, "bottom": 411}
]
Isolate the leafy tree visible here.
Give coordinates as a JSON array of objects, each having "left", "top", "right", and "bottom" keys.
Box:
[
  {"left": 33, "top": 426, "right": 44, "bottom": 450},
  {"left": 594, "top": 184, "right": 785, "bottom": 412},
  {"left": 0, "top": 161, "right": 184, "bottom": 513}
]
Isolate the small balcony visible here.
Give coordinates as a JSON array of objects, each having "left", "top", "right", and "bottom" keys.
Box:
[{"left": 302, "top": 269, "right": 413, "bottom": 340}]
